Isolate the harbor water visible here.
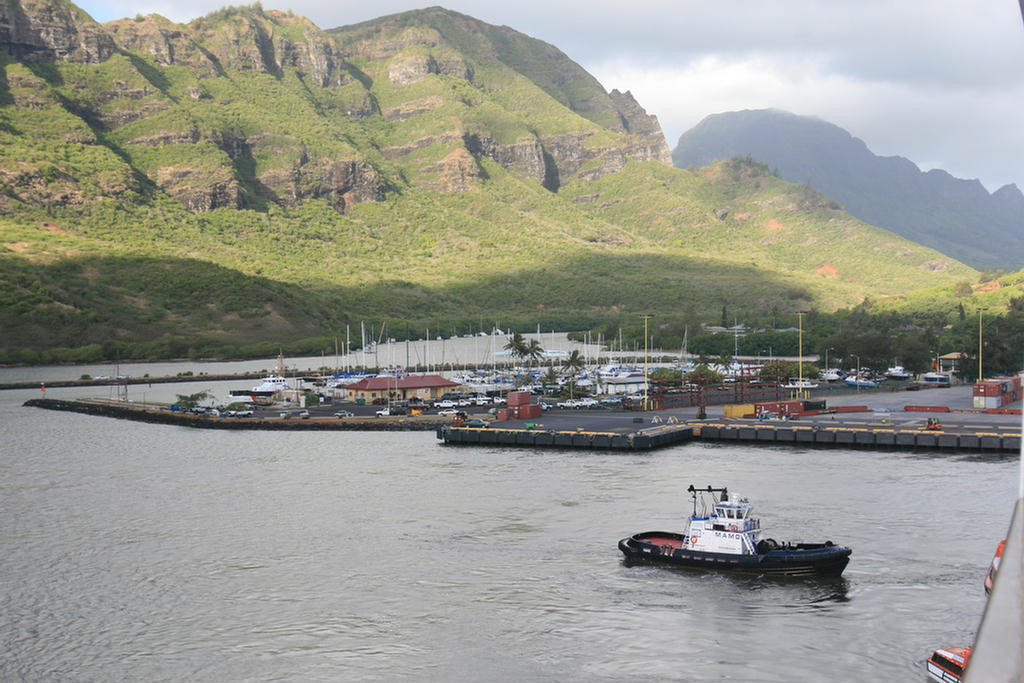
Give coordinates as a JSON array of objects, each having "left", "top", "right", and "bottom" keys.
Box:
[{"left": 0, "top": 374, "right": 1017, "bottom": 682}]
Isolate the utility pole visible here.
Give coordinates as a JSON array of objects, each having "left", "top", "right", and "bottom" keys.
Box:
[
  {"left": 978, "top": 307, "right": 987, "bottom": 381},
  {"left": 641, "top": 314, "right": 653, "bottom": 411}
]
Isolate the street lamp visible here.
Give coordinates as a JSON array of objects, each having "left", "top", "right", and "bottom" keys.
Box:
[
  {"left": 641, "top": 314, "right": 653, "bottom": 411},
  {"left": 978, "top": 307, "right": 988, "bottom": 381},
  {"left": 797, "top": 312, "right": 803, "bottom": 390}
]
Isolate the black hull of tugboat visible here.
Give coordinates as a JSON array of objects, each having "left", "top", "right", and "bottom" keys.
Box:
[{"left": 618, "top": 532, "right": 851, "bottom": 577}]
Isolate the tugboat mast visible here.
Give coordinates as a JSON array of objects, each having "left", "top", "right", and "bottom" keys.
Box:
[{"left": 687, "top": 485, "right": 728, "bottom": 516}]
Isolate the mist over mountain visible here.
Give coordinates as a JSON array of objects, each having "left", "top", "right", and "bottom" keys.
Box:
[
  {"left": 0, "top": 2, "right": 976, "bottom": 358},
  {"left": 672, "top": 109, "right": 1024, "bottom": 270}
]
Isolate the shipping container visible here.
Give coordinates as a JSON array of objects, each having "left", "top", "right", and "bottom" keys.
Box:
[
  {"left": 518, "top": 404, "right": 542, "bottom": 419},
  {"left": 724, "top": 404, "right": 755, "bottom": 418},
  {"left": 507, "top": 391, "right": 531, "bottom": 407}
]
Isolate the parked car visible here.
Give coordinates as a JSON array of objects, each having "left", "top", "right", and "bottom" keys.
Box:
[
  {"left": 464, "top": 418, "right": 488, "bottom": 427},
  {"left": 334, "top": 410, "right": 354, "bottom": 418},
  {"left": 298, "top": 409, "right": 310, "bottom": 419},
  {"left": 437, "top": 408, "right": 460, "bottom": 416}
]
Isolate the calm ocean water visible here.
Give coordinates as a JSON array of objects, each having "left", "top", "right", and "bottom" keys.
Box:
[{"left": 0, "top": 375, "right": 1017, "bottom": 682}]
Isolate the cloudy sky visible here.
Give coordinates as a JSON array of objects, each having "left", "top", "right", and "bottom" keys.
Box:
[{"left": 78, "top": 0, "right": 1024, "bottom": 192}]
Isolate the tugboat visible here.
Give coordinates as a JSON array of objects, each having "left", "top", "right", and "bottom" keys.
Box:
[
  {"left": 618, "top": 485, "right": 852, "bottom": 577},
  {"left": 926, "top": 646, "right": 971, "bottom": 682}
]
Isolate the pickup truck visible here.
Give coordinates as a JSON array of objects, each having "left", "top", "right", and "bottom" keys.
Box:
[{"left": 375, "top": 406, "right": 407, "bottom": 417}]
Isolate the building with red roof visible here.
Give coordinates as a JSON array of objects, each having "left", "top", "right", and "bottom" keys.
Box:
[{"left": 342, "top": 374, "right": 461, "bottom": 403}]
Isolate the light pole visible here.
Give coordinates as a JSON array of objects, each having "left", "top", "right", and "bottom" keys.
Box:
[
  {"left": 854, "top": 355, "right": 861, "bottom": 392},
  {"left": 797, "top": 312, "right": 803, "bottom": 389},
  {"left": 641, "top": 314, "right": 653, "bottom": 411},
  {"left": 978, "top": 307, "right": 988, "bottom": 382}
]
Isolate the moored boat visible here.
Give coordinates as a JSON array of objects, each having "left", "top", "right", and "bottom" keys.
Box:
[
  {"left": 885, "top": 365, "right": 911, "bottom": 380},
  {"left": 984, "top": 538, "right": 1005, "bottom": 595},
  {"left": 230, "top": 374, "right": 289, "bottom": 399},
  {"left": 618, "top": 485, "right": 851, "bottom": 577},
  {"left": 821, "top": 368, "right": 843, "bottom": 382},
  {"left": 783, "top": 378, "right": 818, "bottom": 389},
  {"left": 926, "top": 646, "right": 971, "bottom": 682},
  {"left": 922, "top": 372, "right": 951, "bottom": 386}
]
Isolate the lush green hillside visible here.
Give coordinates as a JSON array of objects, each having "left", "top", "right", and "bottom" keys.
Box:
[
  {"left": 673, "top": 109, "right": 1024, "bottom": 270},
  {"left": 0, "top": 2, "right": 979, "bottom": 361}
]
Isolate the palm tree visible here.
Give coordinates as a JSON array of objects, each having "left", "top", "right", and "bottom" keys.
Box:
[
  {"left": 561, "top": 349, "right": 585, "bottom": 398},
  {"left": 525, "top": 339, "right": 543, "bottom": 367},
  {"left": 542, "top": 366, "right": 560, "bottom": 391},
  {"left": 504, "top": 332, "right": 527, "bottom": 364}
]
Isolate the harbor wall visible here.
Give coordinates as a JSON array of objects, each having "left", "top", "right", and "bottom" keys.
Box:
[{"left": 23, "top": 399, "right": 444, "bottom": 431}]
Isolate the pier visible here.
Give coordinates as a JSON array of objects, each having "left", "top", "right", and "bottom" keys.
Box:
[
  {"left": 436, "top": 416, "right": 1020, "bottom": 453},
  {"left": 693, "top": 420, "right": 1020, "bottom": 452},
  {"left": 23, "top": 384, "right": 1023, "bottom": 453},
  {"left": 22, "top": 398, "right": 447, "bottom": 431},
  {"left": 439, "top": 422, "right": 694, "bottom": 450}
]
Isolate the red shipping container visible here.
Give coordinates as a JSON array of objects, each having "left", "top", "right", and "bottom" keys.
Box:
[
  {"left": 507, "top": 391, "right": 531, "bottom": 407},
  {"left": 496, "top": 409, "right": 509, "bottom": 420},
  {"left": 781, "top": 400, "right": 805, "bottom": 415},
  {"left": 518, "top": 404, "right": 542, "bottom": 419}
]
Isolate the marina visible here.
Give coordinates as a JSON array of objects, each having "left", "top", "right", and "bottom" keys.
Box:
[
  {"left": 21, "top": 379, "right": 1023, "bottom": 453},
  {"left": 1, "top": 355, "right": 1020, "bottom": 683}
]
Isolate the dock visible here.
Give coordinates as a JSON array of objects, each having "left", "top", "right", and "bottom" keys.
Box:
[
  {"left": 22, "top": 398, "right": 448, "bottom": 431},
  {"left": 436, "top": 419, "right": 1019, "bottom": 452},
  {"left": 694, "top": 421, "right": 1020, "bottom": 452},
  {"left": 24, "top": 386, "right": 1023, "bottom": 453},
  {"left": 438, "top": 422, "right": 694, "bottom": 450}
]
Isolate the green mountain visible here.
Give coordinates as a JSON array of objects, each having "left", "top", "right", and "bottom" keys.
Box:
[
  {"left": 0, "top": 2, "right": 976, "bottom": 360},
  {"left": 672, "top": 109, "right": 1024, "bottom": 271}
]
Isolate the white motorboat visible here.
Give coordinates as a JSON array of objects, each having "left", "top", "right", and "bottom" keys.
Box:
[
  {"left": 885, "top": 365, "right": 911, "bottom": 380},
  {"left": 783, "top": 378, "right": 819, "bottom": 389}
]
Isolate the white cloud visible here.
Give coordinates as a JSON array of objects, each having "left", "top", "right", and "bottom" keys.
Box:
[{"left": 588, "top": 52, "right": 1024, "bottom": 192}]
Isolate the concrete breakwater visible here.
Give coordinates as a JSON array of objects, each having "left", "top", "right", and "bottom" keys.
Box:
[
  {"left": 694, "top": 421, "right": 1021, "bottom": 452},
  {"left": 22, "top": 398, "right": 446, "bottom": 431},
  {"left": 438, "top": 423, "right": 694, "bottom": 451},
  {"left": 437, "top": 420, "right": 1020, "bottom": 452},
  {"left": 23, "top": 398, "right": 1022, "bottom": 452}
]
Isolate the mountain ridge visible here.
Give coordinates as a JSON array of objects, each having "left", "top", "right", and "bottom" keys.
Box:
[
  {"left": 0, "top": 2, "right": 980, "bottom": 357},
  {"left": 672, "top": 109, "right": 1024, "bottom": 270}
]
